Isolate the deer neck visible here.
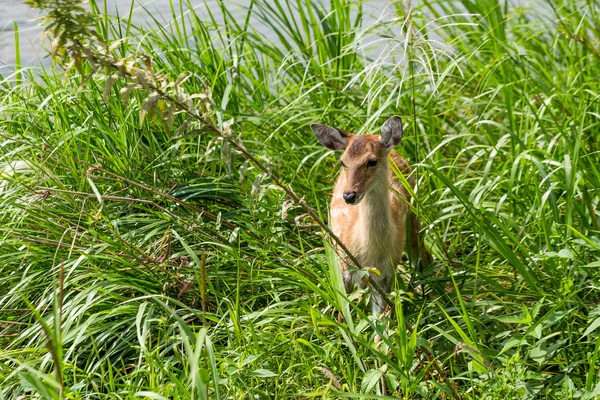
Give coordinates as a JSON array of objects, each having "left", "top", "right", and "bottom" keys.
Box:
[{"left": 356, "top": 171, "right": 395, "bottom": 250}]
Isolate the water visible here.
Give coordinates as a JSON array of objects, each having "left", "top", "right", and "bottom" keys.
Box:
[
  {"left": 0, "top": 0, "right": 556, "bottom": 69},
  {"left": 0, "top": 0, "right": 403, "bottom": 68},
  {"left": 0, "top": 0, "right": 254, "bottom": 67},
  {"left": 1, "top": 0, "right": 43, "bottom": 66}
]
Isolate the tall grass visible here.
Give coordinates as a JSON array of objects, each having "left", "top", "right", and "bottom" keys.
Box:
[{"left": 1, "top": 0, "right": 599, "bottom": 398}]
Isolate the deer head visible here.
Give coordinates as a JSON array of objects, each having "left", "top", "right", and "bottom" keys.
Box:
[{"left": 311, "top": 116, "right": 403, "bottom": 205}]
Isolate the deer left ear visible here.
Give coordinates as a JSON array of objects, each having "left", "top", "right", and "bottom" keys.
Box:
[
  {"left": 311, "top": 123, "right": 349, "bottom": 151},
  {"left": 379, "top": 116, "right": 403, "bottom": 150}
]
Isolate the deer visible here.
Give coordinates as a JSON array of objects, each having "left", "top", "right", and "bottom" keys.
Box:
[{"left": 311, "top": 116, "right": 430, "bottom": 315}]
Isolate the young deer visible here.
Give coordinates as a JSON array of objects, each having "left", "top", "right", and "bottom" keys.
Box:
[{"left": 311, "top": 116, "right": 429, "bottom": 314}]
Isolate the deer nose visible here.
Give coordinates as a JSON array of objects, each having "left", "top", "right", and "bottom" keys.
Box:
[{"left": 343, "top": 191, "right": 357, "bottom": 204}]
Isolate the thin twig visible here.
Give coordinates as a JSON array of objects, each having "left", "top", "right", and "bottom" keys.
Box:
[
  {"left": 90, "top": 168, "right": 237, "bottom": 230},
  {"left": 38, "top": 187, "right": 178, "bottom": 219},
  {"left": 200, "top": 253, "right": 207, "bottom": 325},
  {"left": 0, "top": 320, "right": 32, "bottom": 326}
]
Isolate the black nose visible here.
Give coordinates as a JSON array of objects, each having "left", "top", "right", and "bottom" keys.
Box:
[{"left": 343, "top": 191, "right": 357, "bottom": 204}]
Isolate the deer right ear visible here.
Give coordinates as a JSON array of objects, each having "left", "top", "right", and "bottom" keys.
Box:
[
  {"left": 379, "top": 116, "right": 403, "bottom": 150},
  {"left": 310, "top": 123, "right": 349, "bottom": 151}
]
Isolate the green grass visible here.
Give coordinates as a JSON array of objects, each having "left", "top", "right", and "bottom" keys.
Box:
[{"left": 1, "top": 0, "right": 599, "bottom": 398}]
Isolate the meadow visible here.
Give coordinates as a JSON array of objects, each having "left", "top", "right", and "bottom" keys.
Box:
[{"left": 1, "top": 0, "right": 599, "bottom": 398}]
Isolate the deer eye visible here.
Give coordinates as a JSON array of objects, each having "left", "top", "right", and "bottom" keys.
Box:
[
  {"left": 367, "top": 158, "right": 377, "bottom": 167},
  {"left": 340, "top": 160, "right": 346, "bottom": 168}
]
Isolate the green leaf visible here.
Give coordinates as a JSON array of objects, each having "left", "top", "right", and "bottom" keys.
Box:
[
  {"left": 249, "top": 369, "right": 278, "bottom": 377},
  {"left": 362, "top": 369, "right": 381, "bottom": 393},
  {"left": 134, "top": 392, "right": 170, "bottom": 400},
  {"left": 497, "top": 305, "right": 532, "bottom": 324},
  {"left": 499, "top": 336, "right": 529, "bottom": 355},
  {"left": 530, "top": 345, "right": 547, "bottom": 365},
  {"left": 582, "top": 317, "right": 600, "bottom": 339},
  {"left": 18, "top": 373, "right": 59, "bottom": 400},
  {"left": 542, "top": 310, "right": 572, "bottom": 330}
]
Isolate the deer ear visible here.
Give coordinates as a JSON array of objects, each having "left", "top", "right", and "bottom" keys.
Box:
[
  {"left": 311, "top": 123, "right": 349, "bottom": 151},
  {"left": 379, "top": 116, "right": 403, "bottom": 150}
]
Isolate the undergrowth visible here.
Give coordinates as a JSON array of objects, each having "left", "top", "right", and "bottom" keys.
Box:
[{"left": 1, "top": 0, "right": 600, "bottom": 398}]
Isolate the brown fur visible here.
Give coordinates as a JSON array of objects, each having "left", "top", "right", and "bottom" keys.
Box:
[{"left": 329, "top": 134, "right": 428, "bottom": 313}]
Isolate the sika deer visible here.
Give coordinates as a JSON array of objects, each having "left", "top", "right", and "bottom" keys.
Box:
[{"left": 311, "top": 116, "right": 430, "bottom": 314}]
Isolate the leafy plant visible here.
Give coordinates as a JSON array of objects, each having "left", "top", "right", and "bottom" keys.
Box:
[{"left": 1, "top": 0, "right": 599, "bottom": 398}]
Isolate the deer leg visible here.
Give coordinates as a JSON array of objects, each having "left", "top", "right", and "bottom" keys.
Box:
[
  {"left": 370, "top": 273, "right": 392, "bottom": 316},
  {"left": 408, "top": 210, "right": 432, "bottom": 271},
  {"left": 407, "top": 210, "right": 433, "bottom": 298}
]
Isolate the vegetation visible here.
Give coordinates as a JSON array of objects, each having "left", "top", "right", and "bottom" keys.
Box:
[{"left": 1, "top": 0, "right": 599, "bottom": 398}]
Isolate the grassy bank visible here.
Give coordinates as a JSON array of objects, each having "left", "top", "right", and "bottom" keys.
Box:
[{"left": 1, "top": 0, "right": 599, "bottom": 398}]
